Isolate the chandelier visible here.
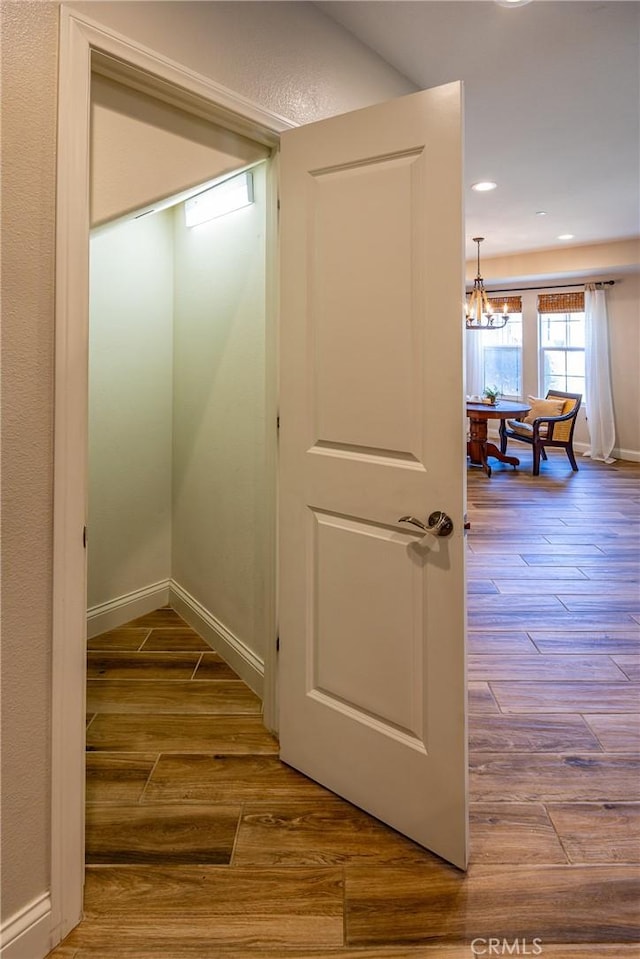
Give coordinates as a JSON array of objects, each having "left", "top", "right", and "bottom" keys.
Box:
[{"left": 465, "top": 237, "right": 509, "bottom": 330}]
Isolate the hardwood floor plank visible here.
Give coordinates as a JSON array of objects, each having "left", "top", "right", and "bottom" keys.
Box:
[
  {"left": 83, "top": 864, "right": 343, "bottom": 917},
  {"left": 86, "top": 714, "right": 279, "bottom": 754},
  {"left": 470, "top": 523, "right": 577, "bottom": 535},
  {"left": 562, "top": 516, "right": 638, "bottom": 526},
  {"left": 468, "top": 507, "right": 582, "bottom": 519},
  {"left": 468, "top": 682, "right": 501, "bottom": 715},
  {"left": 466, "top": 554, "right": 528, "bottom": 568},
  {"left": 140, "top": 628, "right": 211, "bottom": 651},
  {"left": 570, "top": 569, "right": 639, "bottom": 581},
  {"left": 87, "top": 628, "right": 150, "bottom": 651},
  {"left": 143, "top": 755, "right": 330, "bottom": 803},
  {"left": 46, "top": 945, "right": 640, "bottom": 959},
  {"left": 496, "top": 580, "right": 639, "bottom": 595},
  {"left": 470, "top": 543, "right": 604, "bottom": 555},
  {"left": 232, "top": 800, "right": 431, "bottom": 867},
  {"left": 86, "top": 679, "right": 261, "bottom": 714},
  {"left": 468, "top": 655, "right": 626, "bottom": 682},
  {"left": 86, "top": 754, "right": 158, "bottom": 804},
  {"left": 583, "top": 714, "right": 640, "bottom": 753},
  {"left": 596, "top": 546, "right": 640, "bottom": 559},
  {"left": 470, "top": 802, "right": 567, "bottom": 863},
  {"left": 57, "top": 916, "right": 344, "bottom": 952},
  {"left": 470, "top": 754, "right": 640, "bottom": 802},
  {"left": 87, "top": 651, "right": 201, "bottom": 681},
  {"left": 467, "top": 631, "right": 538, "bottom": 655},
  {"left": 490, "top": 682, "right": 640, "bottom": 713},
  {"left": 522, "top": 554, "right": 633, "bottom": 566},
  {"left": 528, "top": 631, "right": 640, "bottom": 655},
  {"left": 470, "top": 611, "right": 637, "bottom": 629},
  {"left": 467, "top": 580, "right": 500, "bottom": 594},
  {"left": 611, "top": 655, "right": 640, "bottom": 681},
  {"left": 345, "top": 860, "right": 464, "bottom": 945},
  {"left": 546, "top": 803, "right": 640, "bottom": 863},
  {"left": 192, "top": 652, "right": 241, "bottom": 680},
  {"left": 544, "top": 532, "right": 640, "bottom": 544},
  {"left": 345, "top": 863, "right": 639, "bottom": 944},
  {"left": 127, "top": 609, "right": 187, "bottom": 628},
  {"left": 572, "top": 563, "right": 639, "bottom": 576},
  {"left": 468, "top": 565, "right": 589, "bottom": 580},
  {"left": 468, "top": 534, "right": 552, "bottom": 546},
  {"left": 468, "top": 595, "right": 567, "bottom": 611},
  {"left": 558, "top": 596, "right": 640, "bottom": 614},
  {"left": 469, "top": 715, "right": 602, "bottom": 753},
  {"left": 85, "top": 804, "right": 241, "bottom": 865}
]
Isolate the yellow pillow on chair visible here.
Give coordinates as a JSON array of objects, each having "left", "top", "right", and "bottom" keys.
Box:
[{"left": 524, "top": 396, "right": 565, "bottom": 424}]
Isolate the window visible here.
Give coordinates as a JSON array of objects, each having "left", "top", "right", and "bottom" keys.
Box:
[
  {"left": 539, "top": 310, "right": 585, "bottom": 395},
  {"left": 480, "top": 312, "right": 523, "bottom": 398}
]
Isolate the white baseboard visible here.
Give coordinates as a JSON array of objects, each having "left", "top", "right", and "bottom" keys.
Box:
[
  {"left": 0, "top": 894, "right": 51, "bottom": 959},
  {"left": 86, "top": 579, "right": 170, "bottom": 638},
  {"left": 612, "top": 446, "right": 640, "bottom": 463},
  {"left": 169, "top": 580, "right": 264, "bottom": 697}
]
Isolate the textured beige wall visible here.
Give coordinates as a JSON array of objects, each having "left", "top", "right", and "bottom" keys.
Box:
[
  {"left": 172, "top": 164, "right": 268, "bottom": 660},
  {"left": 0, "top": 0, "right": 59, "bottom": 922},
  {"left": 88, "top": 212, "right": 174, "bottom": 608},
  {"left": 0, "top": 0, "right": 414, "bottom": 930},
  {"left": 69, "top": 0, "right": 415, "bottom": 125}
]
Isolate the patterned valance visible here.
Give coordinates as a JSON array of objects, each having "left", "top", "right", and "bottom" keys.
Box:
[{"left": 538, "top": 291, "right": 585, "bottom": 314}]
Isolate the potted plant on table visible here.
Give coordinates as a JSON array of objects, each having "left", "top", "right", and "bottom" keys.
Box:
[{"left": 482, "top": 386, "right": 501, "bottom": 406}]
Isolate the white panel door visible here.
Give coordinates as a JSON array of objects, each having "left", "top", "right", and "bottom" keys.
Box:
[{"left": 278, "top": 83, "right": 467, "bottom": 869}]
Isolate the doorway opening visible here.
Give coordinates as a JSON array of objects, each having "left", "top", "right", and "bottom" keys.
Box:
[
  {"left": 86, "top": 159, "right": 275, "bottom": 702},
  {"left": 54, "top": 13, "right": 469, "bottom": 944}
]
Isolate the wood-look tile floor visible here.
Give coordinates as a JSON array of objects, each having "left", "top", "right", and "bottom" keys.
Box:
[{"left": 49, "top": 455, "right": 640, "bottom": 958}]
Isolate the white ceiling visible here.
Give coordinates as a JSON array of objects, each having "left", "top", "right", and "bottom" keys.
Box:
[{"left": 316, "top": 1, "right": 640, "bottom": 259}]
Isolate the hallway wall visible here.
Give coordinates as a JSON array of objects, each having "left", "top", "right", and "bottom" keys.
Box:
[
  {"left": 172, "top": 165, "right": 269, "bottom": 666},
  {"left": 88, "top": 212, "right": 174, "bottom": 611}
]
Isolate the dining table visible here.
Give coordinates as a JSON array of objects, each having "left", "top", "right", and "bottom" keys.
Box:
[{"left": 466, "top": 399, "right": 531, "bottom": 477}]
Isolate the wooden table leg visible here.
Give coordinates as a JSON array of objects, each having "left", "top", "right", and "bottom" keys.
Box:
[
  {"left": 467, "top": 416, "right": 520, "bottom": 476},
  {"left": 467, "top": 417, "right": 491, "bottom": 476},
  {"left": 485, "top": 441, "right": 520, "bottom": 469}
]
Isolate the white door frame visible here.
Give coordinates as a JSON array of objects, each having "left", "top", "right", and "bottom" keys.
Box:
[{"left": 52, "top": 7, "right": 293, "bottom": 945}]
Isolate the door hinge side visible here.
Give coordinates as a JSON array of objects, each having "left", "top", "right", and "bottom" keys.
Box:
[
  {"left": 277, "top": 414, "right": 280, "bottom": 431},
  {"left": 276, "top": 635, "right": 280, "bottom": 652},
  {"left": 83, "top": 525, "right": 88, "bottom": 548}
]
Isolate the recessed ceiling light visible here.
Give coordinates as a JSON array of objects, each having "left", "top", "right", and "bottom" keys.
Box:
[
  {"left": 471, "top": 181, "right": 497, "bottom": 193},
  {"left": 495, "top": 0, "right": 533, "bottom": 7},
  {"left": 557, "top": 234, "right": 575, "bottom": 240},
  {"left": 535, "top": 211, "right": 548, "bottom": 216}
]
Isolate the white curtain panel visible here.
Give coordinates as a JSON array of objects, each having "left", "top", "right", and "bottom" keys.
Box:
[
  {"left": 584, "top": 284, "right": 616, "bottom": 463},
  {"left": 465, "top": 328, "right": 484, "bottom": 398}
]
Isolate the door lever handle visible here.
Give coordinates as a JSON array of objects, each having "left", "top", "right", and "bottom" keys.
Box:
[{"left": 398, "top": 511, "right": 454, "bottom": 537}]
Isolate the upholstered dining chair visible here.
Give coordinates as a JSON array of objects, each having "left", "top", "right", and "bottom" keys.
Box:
[{"left": 499, "top": 390, "right": 582, "bottom": 476}]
